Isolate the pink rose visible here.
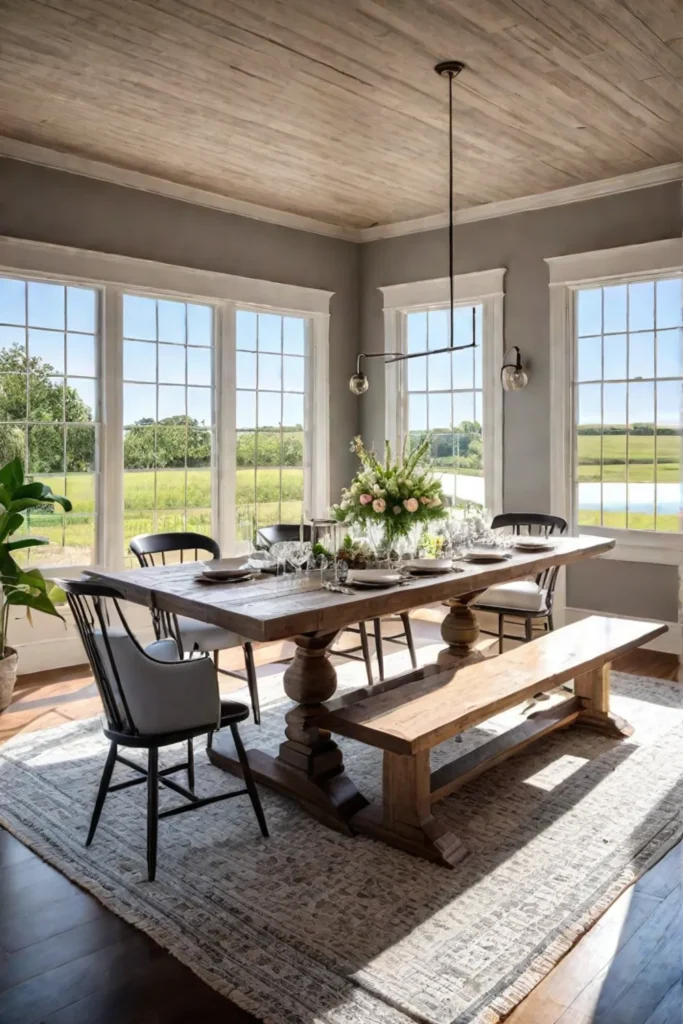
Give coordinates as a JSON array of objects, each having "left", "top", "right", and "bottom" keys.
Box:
[
  {"left": 393, "top": 505, "right": 401, "bottom": 515},
  {"left": 403, "top": 497, "right": 419, "bottom": 513},
  {"left": 419, "top": 496, "right": 430, "bottom": 505},
  {"left": 359, "top": 493, "right": 373, "bottom": 505},
  {"left": 372, "top": 498, "right": 386, "bottom": 513},
  {"left": 430, "top": 496, "right": 442, "bottom": 507}
]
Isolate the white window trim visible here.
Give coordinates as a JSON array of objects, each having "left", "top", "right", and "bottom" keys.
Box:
[
  {"left": 381, "top": 268, "right": 505, "bottom": 515},
  {"left": 547, "top": 237, "right": 683, "bottom": 566},
  {"left": 0, "top": 235, "right": 332, "bottom": 571}
]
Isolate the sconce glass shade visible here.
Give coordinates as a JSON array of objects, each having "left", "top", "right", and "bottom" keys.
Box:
[
  {"left": 501, "top": 365, "right": 529, "bottom": 391},
  {"left": 349, "top": 372, "right": 369, "bottom": 395}
]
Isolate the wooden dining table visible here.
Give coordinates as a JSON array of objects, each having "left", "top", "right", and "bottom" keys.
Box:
[{"left": 90, "top": 535, "right": 614, "bottom": 834}]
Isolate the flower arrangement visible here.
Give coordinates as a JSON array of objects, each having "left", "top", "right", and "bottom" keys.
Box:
[{"left": 331, "top": 436, "right": 447, "bottom": 546}]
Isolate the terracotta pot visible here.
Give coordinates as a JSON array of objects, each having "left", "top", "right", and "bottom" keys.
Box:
[{"left": 0, "top": 647, "right": 18, "bottom": 713}]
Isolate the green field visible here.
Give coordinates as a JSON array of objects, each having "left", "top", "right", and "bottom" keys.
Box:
[
  {"left": 21, "top": 468, "right": 304, "bottom": 565},
  {"left": 577, "top": 434, "right": 680, "bottom": 482}
]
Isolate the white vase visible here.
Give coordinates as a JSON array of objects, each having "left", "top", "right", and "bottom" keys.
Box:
[{"left": 0, "top": 647, "right": 19, "bottom": 713}]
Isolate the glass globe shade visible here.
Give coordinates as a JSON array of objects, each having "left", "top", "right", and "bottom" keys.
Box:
[
  {"left": 349, "top": 372, "right": 369, "bottom": 395},
  {"left": 501, "top": 366, "right": 529, "bottom": 391}
]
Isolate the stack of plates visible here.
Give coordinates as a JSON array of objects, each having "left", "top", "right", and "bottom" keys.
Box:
[
  {"left": 347, "top": 569, "right": 402, "bottom": 589},
  {"left": 514, "top": 536, "right": 556, "bottom": 553},
  {"left": 403, "top": 558, "right": 453, "bottom": 576},
  {"left": 197, "top": 562, "right": 254, "bottom": 585},
  {"left": 462, "top": 549, "right": 512, "bottom": 563}
]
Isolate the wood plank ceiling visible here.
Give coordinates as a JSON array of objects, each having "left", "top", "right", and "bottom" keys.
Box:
[{"left": 0, "top": 0, "right": 681, "bottom": 229}]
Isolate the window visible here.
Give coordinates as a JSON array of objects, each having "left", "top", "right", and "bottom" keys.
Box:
[
  {"left": 235, "top": 309, "right": 308, "bottom": 544},
  {"left": 122, "top": 293, "right": 215, "bottom": 560},
  {"left": 0, "top": 237, "right": 331, "bottom": 575},
  {"left": 381, "top": 270, "right": 505, "bottom": 516},
  {"left": 404, "top": 305, "right": 484, "bottom": 506},
  {"left": 0, "top": 275, "right": 99, "bottom": 565},
  {"left": 548, "top": 237, "right": 683, "bottom": 564},
  {"left": 574, "top": 278, "right": 682, "bottom": 534}
]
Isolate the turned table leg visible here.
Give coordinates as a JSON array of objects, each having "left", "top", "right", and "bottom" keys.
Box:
[
  {"left": 207, "top": 629, "right": 368, "bottom": 833},
  {"left": 438, "top": 590, "right": 488, "bottom": 667},
  {"left": 574, "top": 663, "right": 634, "bottom": 737}
]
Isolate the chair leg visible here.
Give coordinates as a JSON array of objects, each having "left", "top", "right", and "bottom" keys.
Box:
[
  {"left": 86, "top": 741, "right": 117, "bottom": 847},
  {"left": 373, "top": 618, "right": 385, "bottom": 681},
  {"left": 548, "top": 613, "right": 555, "bottom": 631},
  {"left": 214, "top": 650, "right": 220, "bottom": 670},
  {"left": 147, "top": 746, "right": 159, "bottom": 882},
  {"left": 230, "top": 723, "right": 268, "bottom": 838},
  {"left": 401, "top": 613, "right": 418, "bottom": 669},
  {"left": 524, "top": 617, "right": 533, "bottom": 642},
  {"left": 243, "top": 642, "right": 261, "bottom": 725},
  {"left": 187, "top": 738, "right": 195, "bottom": 793},
  {"left": 498, "top": 614, "right": 505, "bottom": 655},
  {"left": 358, "top": 622, "right": 373, "bottom": 685}
]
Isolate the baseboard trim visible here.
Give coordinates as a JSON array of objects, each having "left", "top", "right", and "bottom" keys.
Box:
[{"left": 565, "top": 607, "right": 681, "bottom": 658}]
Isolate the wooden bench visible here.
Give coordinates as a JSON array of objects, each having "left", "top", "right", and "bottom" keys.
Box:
[{"left": 323, "top": 615, "right": 667, "bottom": 867}]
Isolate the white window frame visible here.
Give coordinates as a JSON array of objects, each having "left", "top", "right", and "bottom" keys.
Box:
[
  {"left": 547, "top": 237, "right": 683, "bottom": 565},
  {"left": 0, "top": 235, "right": 332, "bottom": 573},
  {"left": 381, "top": 268, "right": 505, "bottom": 515}
]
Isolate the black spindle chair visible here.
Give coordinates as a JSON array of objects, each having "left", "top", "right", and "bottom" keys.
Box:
[
  {"left": 129, "top": 532, "right": 260, "bottom": 724},
  {"left": 475, "top": 513, "right": 568, "bottom": 653},
  {"left": 60, "top": 578, "right": 268, "bottom": 881}
]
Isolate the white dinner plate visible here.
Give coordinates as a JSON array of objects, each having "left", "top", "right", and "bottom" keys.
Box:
[
  {"left": 196, "top": 572, "right": 254, "bottom": 585},
  {"left": 347, "top": 569, "right": 403, "bottom": 587},
  {"left": 462, "top": 550, "right": 512, "bottom": 563},
  {"left": 403, "top": 558, "right": 452, "bottom": 574}
]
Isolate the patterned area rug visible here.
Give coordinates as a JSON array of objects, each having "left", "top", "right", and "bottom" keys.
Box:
[{"left": 1, "top": 664, "right": 682, "bottom": 1024}]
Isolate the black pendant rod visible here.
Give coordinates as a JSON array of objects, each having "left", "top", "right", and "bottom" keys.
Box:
[{"left": 434, "top": 61, "right": 464, "bottom": 350}]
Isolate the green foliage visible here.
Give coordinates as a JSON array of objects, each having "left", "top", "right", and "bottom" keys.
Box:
[
  {"left": 331, "top": 434, "right": 447, "bottom": 544},
  {"left": 0, "top": 457, "right": 72, "bottom": 655},
  {"left": 409, "top": 422, "right": 483, "bottom": 471}
]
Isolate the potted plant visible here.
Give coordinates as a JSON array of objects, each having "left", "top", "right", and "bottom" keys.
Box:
[{"left": 0, "top": 457, "right": 72, "bottom": 712}]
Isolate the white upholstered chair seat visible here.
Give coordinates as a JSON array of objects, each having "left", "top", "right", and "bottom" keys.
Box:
[
  {"left": 176, "top": 616, "right": 244, "bottom": 654},
  {"left": 476, "top": 581, "right": 548, "bottom": 613}
]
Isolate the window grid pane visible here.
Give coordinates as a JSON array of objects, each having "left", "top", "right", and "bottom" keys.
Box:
[
  {"left": 236, "top": 311, "right": 308, "bottom": 540},
  {"left": 122, "top": 294, "right": 214, "bottom": 563},
  {"left": 573, "top": 278, "right": 682, "bottom": 533},
  {"left": 0, "top": 275, "right": 99, "bottom": 566},
  {"left": 405, "top": 304, "right": 484, "bottom": 509}
]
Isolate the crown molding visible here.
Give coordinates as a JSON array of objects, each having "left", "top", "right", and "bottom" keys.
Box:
[
  {"left": 1, "top": 137, "right": 681, "bottom": 246},
  {"left": 359, "top": 163, "right": 683, "bottom": 242},
  {"left": 0, "top": 137, "right": 360, "bottom": 243}
]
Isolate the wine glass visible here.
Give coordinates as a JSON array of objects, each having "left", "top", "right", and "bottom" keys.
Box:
[
  {"left": 270, "top": 541, "right": 290, "bottom": 587},
  {"left": 287, "top": 541, "right": 312, "bottom": 587}
]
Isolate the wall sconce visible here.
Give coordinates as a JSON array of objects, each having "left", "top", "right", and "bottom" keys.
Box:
[{"left": 501, "top": 346, "right": 529, "bottom": 391}]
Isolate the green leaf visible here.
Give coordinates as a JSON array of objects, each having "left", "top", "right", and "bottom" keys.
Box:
[
  {"left": 0, "top": 512, "right": 25, "bottom": 544},
  {"left": 11, "top": 482, "right": 50, "bottom": 501},
  {"left": 5, "top": 588, "right": 65, "bottom": 619},
  {"left": 0, "top": 457, "right": 24, "bottom": 494},
  {"left": 4, "top": 538, "right": 48, "bottom": 551},
  {"left": 7, "top": 498, "right": 47, "bottom": 514}
]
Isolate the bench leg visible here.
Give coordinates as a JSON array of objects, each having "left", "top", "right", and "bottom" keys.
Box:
[
  {"left": 574, "top": 663, "right": 634, "bottom": 738},
  {"left": 352, "top": 750, "right": 468, "bottom": 868}
]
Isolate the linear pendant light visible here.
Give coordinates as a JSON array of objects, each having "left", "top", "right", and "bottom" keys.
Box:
[{"left": 349, "top": 60, "right": 476, "bottom": 395}]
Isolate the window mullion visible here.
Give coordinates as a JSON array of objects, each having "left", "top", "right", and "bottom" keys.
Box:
[
  {"left": 100, "top": 285, "right": 124, "bottom": 569},
  {"left": 216, "top": 301, "right": 236, "bottom": 555}
]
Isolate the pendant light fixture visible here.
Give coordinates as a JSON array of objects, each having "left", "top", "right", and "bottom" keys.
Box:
[{"left": 349, "top": 60, "right": 475, "bottom": 395}]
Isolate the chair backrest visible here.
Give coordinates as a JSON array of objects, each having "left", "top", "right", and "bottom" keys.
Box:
[
  {"left": 491, "top": 513, "right": 568, "bottom": 600},
  {"left": 129, "top": 531, "right": 220, "bottom": 567},
  {"left": 59, "top": 578, "right": 220, "bottom": 738},
  {"left": 256, "top": 524, "right": 312, "bottom": 549},
  {"left": 58, "top": 578, "right": 138, "bottom": 734},
  {"left": 491, "top": 513, "right": 568, "bottom": 537}
]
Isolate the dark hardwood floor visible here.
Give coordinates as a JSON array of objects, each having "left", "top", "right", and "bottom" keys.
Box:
[{"left": 0, "top": 629, "right": 680, "bottom": 1024}]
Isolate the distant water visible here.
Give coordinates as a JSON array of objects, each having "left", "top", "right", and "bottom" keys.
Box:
[{"left": 578, "top": 482, "right": 682, "bottom": 515}]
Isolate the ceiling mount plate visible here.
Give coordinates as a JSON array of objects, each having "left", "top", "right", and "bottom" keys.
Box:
[{"left": 434, "top": 60, "right": 465, "bottom": 78}]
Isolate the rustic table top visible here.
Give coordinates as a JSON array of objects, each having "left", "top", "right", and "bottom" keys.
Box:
[{"left": 87, "top": 536, "right": 615, "bottom": 643}]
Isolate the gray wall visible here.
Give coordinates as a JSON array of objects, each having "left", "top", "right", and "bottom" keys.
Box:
[
  {"left": 360, "top": 183, "right": 682, "bottom": 621},
  {"left": 0, "top": 158, "right": 361, "bottom": 495}
]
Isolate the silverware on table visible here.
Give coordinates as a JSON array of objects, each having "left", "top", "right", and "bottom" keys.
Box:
[{"left": 323, "top": 581, "right": 355, "bottom": 596}]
